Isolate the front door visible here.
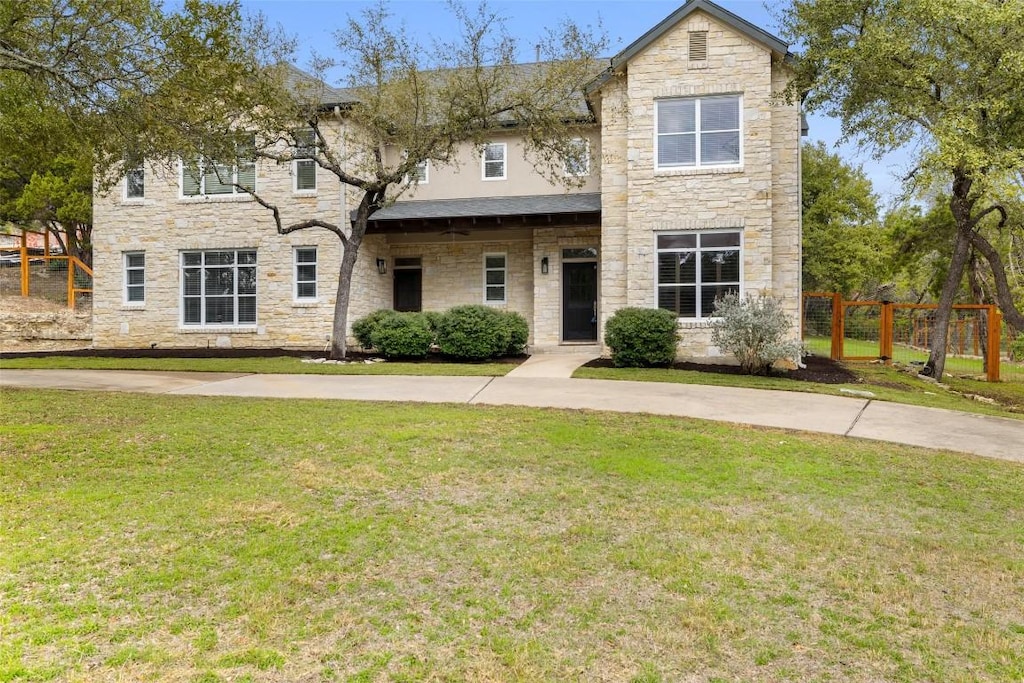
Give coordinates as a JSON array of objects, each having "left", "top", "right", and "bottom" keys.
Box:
[
  {"left": 393, "top": 268, "right": 422, "bottom": 312},
  {"left": 562, "top": 261, "right": 597, "bottom": 341}
]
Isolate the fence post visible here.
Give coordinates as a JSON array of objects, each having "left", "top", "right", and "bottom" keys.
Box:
[
  {"left": 831, "top": 292, "right": 842, "bottom": 360},
  {"left": 67, "top": 257, "right": 75, "bottom": 309},
  {"left": 987, "top": 306, "right": 1001, "bottom": 382},
  {"left": 19, "top": 230, "right": 29, "bottom": 297},
  {"left": 879, "top": 302, "right": 893, "bottom": 362}
]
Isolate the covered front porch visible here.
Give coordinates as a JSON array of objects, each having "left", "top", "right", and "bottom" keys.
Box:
[{"left": 353, "top": 194, "right": 602, "bottom": 348}]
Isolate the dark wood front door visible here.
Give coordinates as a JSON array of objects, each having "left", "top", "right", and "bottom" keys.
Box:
[
  {"left": 562, "top": 261, "right": 597, "bottom": 341},
  {"left": 393, "top": 269, "right": 422, "bottom": 312}
]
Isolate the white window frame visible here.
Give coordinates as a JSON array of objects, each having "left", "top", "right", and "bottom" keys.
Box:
[
  {"left": 124, "top": 164, "right": 145, "bottom": 200},
  {"left": 293, "top": 129, "right": 317, "bottom": 192},
  {"left": 483, "top": 252, "right": 507, "bottom": 304},
  {"left": 179, "top": 134, "right": 257, "bottom": 198},
  {"left": 409, "top": 158, "right": 429, "bottom": 184},
  {"left": 481, "top": 143, "right": 507, "bottom": 181},
  {"left": 655, "top": 230, "right": 743, "bottom": 320},
  {"left": 180, "top": 249, "right": 258, "bottom": 327},
  {"left": 655, "top": 95, "right": 742, "bottom": 170},
  {"left": 563, "top": 138, "right": 590, "bottom": 177},
  {"left": 293, "top": 246, "right": 318, "bottom": 301},
  {"left": 123, "top": 251, "right": 145, "bottom": 304}
]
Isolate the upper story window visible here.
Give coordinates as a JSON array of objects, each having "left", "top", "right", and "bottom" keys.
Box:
[
  {"left": 482, "top": 143, "right": 507, "bottom": 180},
  {"left": 410, "top": 159, "right": 429, "bottom": 184},
  {"left": 563, "top": 138, "right": 590, "bottom": 177},
  {"left": 125, "top": 161, "right": 145, "bottom": 199},
  {"left": 181, "top": 249, "right": 257, "bottom": 326},
  {"left": 656, "top": 96, "right": 741, "bottom": 169},
  {"left": 124, "top": 251, "right": 145, "bottom": 303},
  {"left": 293, "top": 130, "right": 317, "bottom": 192},
  {"left": 657, "top": 231, "right": 741, "bottom": 319},
  {"left": 181, "top": 134, "right": 256, "bottom": 197}
]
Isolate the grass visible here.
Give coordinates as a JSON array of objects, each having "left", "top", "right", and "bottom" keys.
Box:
[
  {"left": 575, "top": 359, "right": 1024, "bottom": 420},
  {"left": 0, "top": 355, "right": 514, "bottom": 376},
  {"left": 2, "top": 389, "right": 1024, "bottom": 682}
]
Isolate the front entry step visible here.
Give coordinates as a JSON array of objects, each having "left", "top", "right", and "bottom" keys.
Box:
[{"left": 529, "top": 344, "right": 601, "bottom": 355}]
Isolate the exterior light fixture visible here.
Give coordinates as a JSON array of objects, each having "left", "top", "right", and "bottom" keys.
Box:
[
  {"left": 541, "top": 256, "right": 549, "bottom": 274},
  {"left": 376, "top": 258, "right": 387, "bottom": 275}
]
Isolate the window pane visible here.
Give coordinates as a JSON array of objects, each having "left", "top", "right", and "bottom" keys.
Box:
[
  {"left": 658, "top": 286, "right": 695, "bottom": 317},
  {"left": 701, "top": 131, "right": 740, "bottom": 165},
  {"left": 238, "top": 267, "right": 257, "bottom": 294},
  {"left": 206, "top": 251, "right": 234, "bottom": 266},
  {"left": 486, "top": 270, "right": 505, "bottom": 285},
  {"left": 127, "top": 269, "right": 145, "bottom": 286},
  {"left": 484, "top": 161, "right": 504, "bottom": 178},
  {"left": 562, "top": 247, "right": 598, "bottom": 259},
  {"left": 296, "top": 248, "right": 316, "bottom": 263},
  {"left": 205, "top": 297, "right": 234, "bottom": 324},
  {"left": 294, "top": 129, "right": 315, "bottom": 155},
  {"left": 184, "top": 298, "right": 201, "bottom": 323},
  {"left": 297, "top": 264, "right": 316, "bottom": 281},
  {"left": 701, "top": 250, "right": 740, "bottom": 283},
  {"left": 238, "top": 297, "right": 256, "bottom": 323},
  {"left": 657, "top": 234, "right": 697, "bottom": 250},
  {"left": 485, "top": 255, "right": 505, "bottom": 269},
  {"left": 183, "top": 268, "right": 201, "bottom": 295},
  {"left": 295, "top": 159, "right": 316, "bottom": 190},
  {"left": 297, "top": 282, "right": 316, "bottom": 298},
  {"left": 658, "top": 252, "right": 696, "bottom": 285},
  {"left": 703, "top": 284, "right": 740, "bottom": 317},
  {"left": 205, "top": 268, "right": 233, "bottom": 294},
  {"left": 701, "top": 232, "right": 741, "bottom": 248},
  {"left": 658, "top": 99, "right": 695, "bottom": 134},
  {"left": 484, "top": 144, "right": 504, "bottom": 161},
  {"left": 485, "top": 286, "right": 505, "bottom": 301},
  {"left": 700, "top": 96, "right": 739, "bottom": 131},
  {"left": 395, "top": 257, "right": 421, "bottom": 268},
  {"left": 183, "top": 252, "right": 201, "bottom": 266},
  {"left": 126, "top": 253, "right": 145, "bottom": 268},
  {"left": 205, "top": 164, "right": 233, "bottom": 194},
  {"left": 658, "top": 133, "right": 695, "bottom": 166},
  {"left": 238, "top": 251, "right": 257, "bottom": 265},
  {"left": 126, "top": 168, "right": 144, "bottom": 198},
  {"left": 127, "top": 285, "right": 144, "bottom": 302}
]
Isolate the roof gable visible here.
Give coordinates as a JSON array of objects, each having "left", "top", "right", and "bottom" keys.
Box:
[{"left": 610, "top": 0, "right": 789, "bottom": 69}]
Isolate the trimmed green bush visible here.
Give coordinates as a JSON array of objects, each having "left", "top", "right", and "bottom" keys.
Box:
[
  {"left": 709, "top": 293, "right": 803, "bottom": 375},
  {"left": 603, "top": 307, "right": 679, "bottom": 367},
  {"left": 369, "top": 312, "right": 434, "bottom": 358},
  {"left": 423, "top": 311, "right": 444, "bottom": 335},
  {"left": 499, "top": 311, "right": 530, "bottom": 355},
  {"left": 437, "top": 305, "right": 511, "bottom": 360},
  {"left": 352, "top": 309, "right": 397, "bottom": 349}
]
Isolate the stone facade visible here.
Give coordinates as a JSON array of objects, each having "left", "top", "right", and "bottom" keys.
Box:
[{"left": 90, "top": 1, "right": 800, "bottom": 357}]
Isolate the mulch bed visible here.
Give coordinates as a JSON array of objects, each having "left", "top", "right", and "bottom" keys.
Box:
[{"left": 582, "top": 353, "right": 860, "bottom": 385}]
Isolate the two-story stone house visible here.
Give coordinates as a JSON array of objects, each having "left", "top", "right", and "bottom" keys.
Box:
[{"left": 91, "top": 0, "right": 801, "bottom": 357}]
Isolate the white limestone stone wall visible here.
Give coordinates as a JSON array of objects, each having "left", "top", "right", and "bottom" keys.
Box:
[{"left": 598, "top": 10, "right": 801, "bottom": 359}]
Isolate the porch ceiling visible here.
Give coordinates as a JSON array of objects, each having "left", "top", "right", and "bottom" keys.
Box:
[{"left": 364, "top": 193, "right": 601, "bottom": 234}]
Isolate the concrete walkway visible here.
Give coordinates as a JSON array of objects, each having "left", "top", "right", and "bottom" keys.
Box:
[{"left": 2, "top": 367, "right": 1022, "bottom": 463}]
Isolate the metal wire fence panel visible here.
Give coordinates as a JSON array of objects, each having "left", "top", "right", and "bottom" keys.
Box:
[
  {"left": 0, "top": 254, "right": 92, "bottom": 311},
  {"left": 891, "top": 306, "right": 993, "bottom": 377},
  {"left": 842, "top": 302, "right": 881, "bottom": 360},
  {"left": 801, "top": 293, "right": 835, "bottom": 357}
]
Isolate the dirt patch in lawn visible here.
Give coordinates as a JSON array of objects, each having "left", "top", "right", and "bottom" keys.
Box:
[{"left": 583, "top": 353, "right": 860, "bottom": 385}]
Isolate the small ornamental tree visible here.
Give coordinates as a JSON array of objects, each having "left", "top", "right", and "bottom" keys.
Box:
[{"left": 709, "top": 293, "right": 802, "bottom": 376}]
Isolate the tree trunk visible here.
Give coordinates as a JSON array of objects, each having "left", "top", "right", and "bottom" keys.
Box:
[
  {"left": 968, "top": 229, "right": 1024, "bottom": 331},
  {"left": 924, "top": 226, "right": 971, "bottom": 379},
  {"left": 330, "top": 233, "right": 361, "bottom": 358}
]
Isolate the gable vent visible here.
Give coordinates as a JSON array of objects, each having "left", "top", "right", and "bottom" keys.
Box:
[{"left": 689, "top": 31, "right": 708, "bottom": 61}]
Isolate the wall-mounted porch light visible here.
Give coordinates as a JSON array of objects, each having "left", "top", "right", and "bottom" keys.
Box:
[
  {"left": 540, "top": 256, "right": 549, "bottom": 275},
  {"left": 376, "top": 258, "right": 388, "bottom": 275}
]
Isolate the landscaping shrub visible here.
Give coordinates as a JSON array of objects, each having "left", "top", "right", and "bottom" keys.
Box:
[
  {"left": 423, "top": 310, "right": 444, "bottom": 335},
  {"left": 352, "top": 309, "right": 397, "bottom": 349},
  {"left": 710, "top": 293, "right": 803, "bottom": 375},
  {"left": 499, "top": 311, "right": 530, "bottom": 355},
  {"left": 603, "top": 307, "right": 679, "bottom": 367},
  {"left": 436, "top": 305, "right": 511, "bottom": 360},
  {"left": 369, "top": 312, "right": 434, "bottom": 358}
]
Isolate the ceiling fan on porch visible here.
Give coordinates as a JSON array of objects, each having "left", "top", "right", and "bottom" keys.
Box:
[{"left": 439, "top": 227, "right": 470, "bottom": 237}]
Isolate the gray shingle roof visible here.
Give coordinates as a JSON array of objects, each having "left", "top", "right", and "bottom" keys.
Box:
[
  {"left": 367, "top": 193, "right": 601, "bottom": 222},
  {"left": 279, "top": 63, "right": 356, "bottom": 106}
]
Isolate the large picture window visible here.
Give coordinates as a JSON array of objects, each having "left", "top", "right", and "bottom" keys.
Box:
[
  {"left": 657, "top": 231, "right": 741, "bottom": 318},
  {"left": 656, "top": 95, "right": 741, "bottom": 169},
  {"left": 181, "top": 134, "right": 256, "bottom": 196},
  {"left": 181, "top": 249, "right": 257, "bottom": 326}
]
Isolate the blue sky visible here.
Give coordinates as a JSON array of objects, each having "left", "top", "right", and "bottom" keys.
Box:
[{"left": 240, "top": 0, "right": 909, "bottom": 203}]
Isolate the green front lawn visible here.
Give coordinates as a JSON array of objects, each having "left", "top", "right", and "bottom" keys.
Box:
[
  {"left": 2, "top": 390, "right": 1023, "bottom": 682},
  {"left": 0, "top": 354, "right": 515, "bottom": 376}
]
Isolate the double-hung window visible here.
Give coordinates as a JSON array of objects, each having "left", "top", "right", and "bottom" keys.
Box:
[
  {"left": 483, "top": 253, "right": 507, "bottom": 303},
  {"left": 482, "top": 143, "right": 506, "bottom": 180},
  {"left": 125, "top": 161, "right": 145, "bottom": 199},
  {"left": 563, "top": 137, "right": 590, "bottom": 177},
  {"left": 656, "top": 95, "right": 741, "bottom": 169},
  {"left": 181, "top": 133, "right": 257, "bottom": 196},
  {"left": 124, "top": 252, "right": 145, "bottom": 303},
  {"left": 293, "top": 129, "right": 316, "bottom": 191},
  {"left": 410, "top": 159, "right": 429, "bottom": 184},
  {"left": 294, "top": 247, "right": 317, "bottom": 300},
  {"left": 657, "top": 231, "right": 741, "bottom": 318},
  {"left": 181, "top": 249, "right": 257, "bottom": 326}
]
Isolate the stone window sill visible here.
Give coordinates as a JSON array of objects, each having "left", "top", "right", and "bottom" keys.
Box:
[
  {"left": 177, "top": 326, "right": 258, "bottom": 333},
  {"left": 177, "top": 194, "right": 254, "bottom": 204},
  {"left": 654, "top": 166, "right": 744, "bottom": 177}
]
